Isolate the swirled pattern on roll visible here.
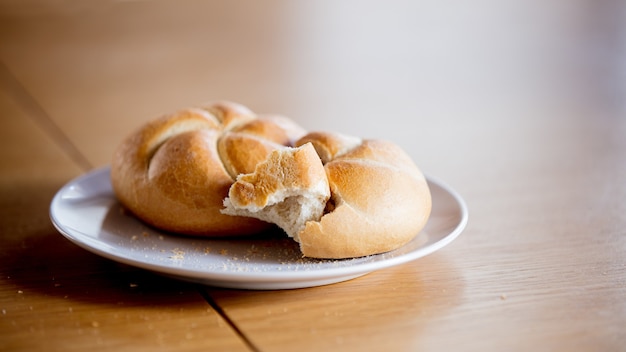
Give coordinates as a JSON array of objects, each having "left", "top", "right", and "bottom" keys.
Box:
[{"left": 111, "top": 101, "right": 306, "bottom": 236}]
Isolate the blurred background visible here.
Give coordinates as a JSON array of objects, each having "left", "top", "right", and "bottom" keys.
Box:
[{"left": 0, "top": 0, "right": 624, "bottom": 188}]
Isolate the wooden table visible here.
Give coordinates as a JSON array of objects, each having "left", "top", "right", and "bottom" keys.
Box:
[{"left": 1, "top": 1, "right": 625, "bottom": 351}]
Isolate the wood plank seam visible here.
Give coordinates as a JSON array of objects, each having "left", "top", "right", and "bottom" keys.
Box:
[
  {"left": 0, "top": 60, "right": 93, "bottom": 171},
  {"left": 198, "top": 286, "right": 261, "bottom": 352}
]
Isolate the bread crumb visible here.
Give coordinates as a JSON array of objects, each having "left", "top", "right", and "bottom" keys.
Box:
[
  {"left": 142, "top": 231, "right": 149, "bottom": 237},
  {"left": 500, "top": 294, "right": 507, "bottom": 300},
  {"left": 220, "top": 249, "right": 228, "bottom": 255},
  {"left": 131, "top": 235, "right": 138, "bottom": 241},
  {"left": 170, "top": 249, "right": 185, "bottom": 260}
]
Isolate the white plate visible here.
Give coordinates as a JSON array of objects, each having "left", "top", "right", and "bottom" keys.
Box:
[{"left": 50, "top": 167, "right": 468, "bottom": 290}]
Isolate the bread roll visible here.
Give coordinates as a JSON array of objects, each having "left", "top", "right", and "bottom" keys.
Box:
[
  {"left": 222, "top": 131, "right": 432, "bottom": 258},
  {"left": 110, "top": 101, "right": 306, "bottom": 236}
]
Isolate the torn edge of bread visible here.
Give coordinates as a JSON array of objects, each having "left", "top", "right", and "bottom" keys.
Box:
[{"left": 221, "top": 142, "right": 330, "bottom": 242}]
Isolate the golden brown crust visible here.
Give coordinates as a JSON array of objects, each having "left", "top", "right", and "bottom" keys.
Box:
[
  {"left": 294, "top": 133, "right": 432, "bottom": 258},
  {"left": 110, "top": 101, "right": 305, "bottom": 236},
  {"left": 295, "top": 131, "right": 361, "bottom": 164},
  {"left": 217, "top": 116, "right": 306, "bottom": 178}
]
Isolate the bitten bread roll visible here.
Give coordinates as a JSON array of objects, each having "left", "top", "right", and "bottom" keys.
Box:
[
  {"left": 222, "top": 143, "right": 331, "bottom": 239},
  {"left": 110, "top": 101, "right": 306, "bottom": 236},
  {"left": 222, "top": 131, "right": 432, "bottom": 258}
]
